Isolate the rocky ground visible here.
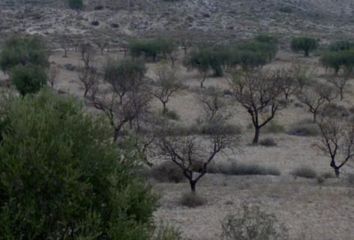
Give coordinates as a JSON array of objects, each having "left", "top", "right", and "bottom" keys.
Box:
[{"left": 1, "top": 0, "right": 354, "bottom": 47}]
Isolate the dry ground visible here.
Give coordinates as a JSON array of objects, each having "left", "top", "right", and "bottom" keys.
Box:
[{"left": 2, "top": 49, "right": 352, "bottom": 240}]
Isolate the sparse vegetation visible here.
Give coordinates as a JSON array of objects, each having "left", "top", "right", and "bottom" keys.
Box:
[
  {"left": 207, "top": 162, "right": 281, "bottom": 176},
  {"left": 221, "top": 204, "right": 289, "bottom": 240},
  {"left": 180, "top": 192, "right": 206, "bottom": 208},
  {"left": 291, "top": 166, "right": 317, "bottom": 179}
]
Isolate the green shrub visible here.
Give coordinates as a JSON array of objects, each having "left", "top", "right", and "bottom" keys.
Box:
[
  {"left": 320, "top": 50, "right": 354, "bottom": 73},
  {"left": 291, "top": 166, "right": 317, "bottom": 179},
  {"left": 207, "top": 162, "right": 281, "bottom": 176},
  {"left": 151, "top": 161, "right": 185, "bottom": 183},
  {"left": 0, "top": 35, "right": 49, "bottom": 72},
  {"left": 10, "top": 64, "right": 47, "bottom": 96},
  {"left": 221, "top": 204, "right": 289, "bottom": 240},
  {"left": 129, "top": 38, "right": 176, "bottom": 62},
  {"left": 291, "top": 37, "right": 318, "bottom": 57},
  {"left": 329, "top": 40, "right": 354, "bottom": 52},
  {"left": 0, "top": 90, "right": 157, "bottom": 239},
  {"left": 68, "top": 0, "right": 83, "bottom": 10},
  {"left": 180, "top": 192, "right": 206, "bottom": 208}
]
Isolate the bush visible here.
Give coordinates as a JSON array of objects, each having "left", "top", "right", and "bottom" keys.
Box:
[
  {"left": 287, "top": 121, "right": 320, "bottom": 136},
  {"left": 291, "top": 166, "right": 317, "bottom": 179},
  {"left": 329, "top": 40, "right": 354, "bottom": 52},
  {"left": 10, "top": 64, "right": 47, "bottom": 96},
  {"left": 207, "top": 162, "right": 281, "bottom": 176},
  {"left": 162, "top": 109, "right": 180, "bottom": 121},
  {"left": 221, "top": 204, "right": 289, "bottom": 240},
  {"left": 129, "top": 38, "right": 176, "bottom": 62},
  {"left": 0, "top": 35, "right": 49, "bottom": 72},
  {"left": 180, "top": 192, "right": 206, "bottom": 208},
  {"left": 151, "top": 161, "right": 185, "bottom": 183},
  {"left": 0, "top": 90, "right": 157, "bottom": 239},
  {"left": 320, "top": 50, "right": 354, "bottom": 73},
  {"left": 259, "top": 138, "right": 277, "bottom": 147},
  {"left": 68, "top": 0, "right": 83, "bottom": 10},
  {"left": 291, "top": 37, "right": 318, "bottom": 57}
]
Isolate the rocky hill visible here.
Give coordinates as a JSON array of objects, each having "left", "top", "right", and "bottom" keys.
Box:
[{"left": 1, "top": 0, "right": 354, "bottom": 47}]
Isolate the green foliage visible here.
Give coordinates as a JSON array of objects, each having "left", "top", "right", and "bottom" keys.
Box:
[
  {"left": 104, "top": 58, "right": 146, "bottom": 90},
  {"left": 129, "top": 38, "right": 176, "bottom": 61},
  {"left": 68, "top": 0, "right": 83, "bottom": 10},
  {"left": 0, "top": 90, "right": 157, "bottom": 239},
  {"left": 320, "top": 50, "right": 354, "bottom": 73},
  {"left": 329, "top": 40, "right": 354, "bottom": 52},
  {"left": 0, "top": 35, "right": 49, "bottom": 72},
  {"left": 221, "top": 204, "right": 289, "bottom": 240},
  {"left": 10, "top": 64, "right": 47, "bottom": 96},
  {"left": 291, "top": 37, "right": 318, "bottom": 57}
]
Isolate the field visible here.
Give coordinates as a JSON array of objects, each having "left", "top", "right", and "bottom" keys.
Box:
[{"left": 1, "top": 0, "right": 354, "bottom": 239}]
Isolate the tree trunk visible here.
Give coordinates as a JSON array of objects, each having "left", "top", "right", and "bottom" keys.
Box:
[
  {"left": 339, "top": 88, "right": 344, "bottom": 101},
  {"left": 304, "top": 49, "right": 309, "bottom": 57},
  {"left": 162, "top": 102, "right": 167, "bottom": 114},
  {"left": 252, "top": 126, "right": 260, "bottom": 144},
  {"left": 330, "top": 160, "right": 340, "bottom": 177},
  {"left": 113, "top": 128, "right": 120, "bottom": 142},
  {"left": 190, "top": 180, "right": 197, "bottom": 193},
  {"left": 313, "top": 111, "right": 317, "bottom": 123}
]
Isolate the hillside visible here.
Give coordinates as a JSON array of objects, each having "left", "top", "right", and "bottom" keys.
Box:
[{"left": 1, "top": 0, "right": 354, "bottom": 47}]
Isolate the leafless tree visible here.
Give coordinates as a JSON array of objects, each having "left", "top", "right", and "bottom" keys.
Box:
[
  {"left": 88, "top": 58, "right": 150, "bottom": 142},
  {"left": 79, "top": 42, "right": 95, "bottom": 67},
  {"left": 316, "top": 118, "right": 354, "bottom": 177},
  {"left": 297, "top": 82, "right": 336, "bottom": 123},
  {"left": 326, "top": 73, "right": 350, "bottom": 101},
  {"left": 79, "top": 66, "right": 98, "bottom": 97},
  {"left": 197, "top": 87, "right": 229, "bottom": 121},
  {"left": 157, "top": 118, "right": 237, "bottom": 192},
  {"left": 230, "top": 70, "right": 284, "bottom": 144},
  {"left": 95, "top": 38, "right": 109, "bottom": 55},
  {"left": 152, "top": 64, "right": 183, "bottom": 114}
]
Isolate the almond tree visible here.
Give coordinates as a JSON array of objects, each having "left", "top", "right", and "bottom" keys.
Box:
[
  {"left": 326, "top": 73, "right": 350, "bottom": 101},
  {"left": 157, "top": 118, "right": 236, "bottom": 193},
  {"left": 88, "top": 59, "right": 150, "bottom": 142},
  {"left": 317, "top": 118, "right": 354, "bottom": 177},
  {"left": 297, "top": 82, "right": 336, "bottom": 122},
  {"left": 230, "top": 70, "right": 284, "bottom": 144},
  {"left": 152, "top": 64, "right": 183, "bottom": 114}
]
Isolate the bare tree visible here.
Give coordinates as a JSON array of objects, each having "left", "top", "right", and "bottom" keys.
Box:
[
  {"left": 197, "top": 87, "right": 229, "bottom": 121},
  {"left": 79, "top": 66, "right": 98, "bottom": 97},
  {"left": 79, "top": 42, "right": 95, "bottom": 67},
  {"left": 326, "top": 73, "right": 350, "bottom": 101},
  {"left": 94, "top": 38, "right": 109, "bottom": 55},
  {"left": 152, "top": 64, "right": 183, "bottom": 114},
  {"left": 157, "top": 118, "right": 236, "bottom": 193},
  {"left": 230, "top": 70, "right": 284, "bottom": 144},
  {"left": 316, "top": 118, "right": 354, "bottom": 177},
  {"left": 88, "top": 58, "right": 150, "bottom": 141},
  {"left": 297, "top": 82, "right": 336, "bottom": 123}
]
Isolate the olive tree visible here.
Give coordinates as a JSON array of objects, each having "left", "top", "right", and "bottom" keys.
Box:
[
  {"left": 291, "top": 37, "right": 318, "bottom": 57},
  {"left": 10, "top": 65, "right": 47, "bottom": 96},
  {"left": 0, "top": 35, "right": 49, "bottom": 73},
  {"left": 0, "top": 90, "right": 156, "bottom": 239}
]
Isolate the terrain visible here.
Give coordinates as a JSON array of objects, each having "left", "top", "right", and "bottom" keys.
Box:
[{"left": 1, "top": 0, "right": 354, "bottom": 239}]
